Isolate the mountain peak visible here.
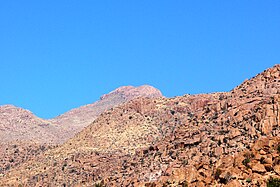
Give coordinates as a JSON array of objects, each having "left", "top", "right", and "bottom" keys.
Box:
[
  {"left": 0, "top": 104, "right": 24, "bottom": 109},
  {"left": 0, "top": 104, "right": 33, "bottom": 117},
  {"left": 100, "top": 85, "right": 163, "bottom": 100},
  {"left": 0, "top": 104, "right": 59, "bottom": 144},
  {"left": 232, "top": 64, "right": 280, "bottom": 95}
]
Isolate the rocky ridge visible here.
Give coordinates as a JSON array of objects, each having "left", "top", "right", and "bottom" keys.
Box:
[{"left": 0, "top": 65, "right": 279, "bottom": 186}]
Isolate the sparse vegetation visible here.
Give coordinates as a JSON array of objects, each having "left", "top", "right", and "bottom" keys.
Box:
[
  {"left": 220, "top": 172, "right": 231, "bottom": 184},
  {"left": 94, "top": 183, "right": 105, "bottom": 187},
  {"left": 218, "top": 139, "right": 222, "bottom": 146},
  {"left": 170, "top": 110, "right": 175, "bottom": 115},
  {"left": 62, "top": 162, "right": 67, "bottom": 171},
  {"left": 267, "top": 177, "right": 280, "bottom": 187},
  {"left": 242, "top": 152, "right": 253, "bottom": 168},
  {"left": 179, "top": 181, "right": 188, "bottom": 187},
  {"left": 260, "top": 157, "right": 266, "bottom": 164},
  {"left": 182, "top": 159, "right": 188, "bottom": 166},
  {"left": 242, "top": 158, "right": 250, "bottom": 167},
  {"left": 214, "top": 168, "right": 222, "bottom": 180},
  {"left": 246, "top": 178, "right": 252, "bottom": 183}
]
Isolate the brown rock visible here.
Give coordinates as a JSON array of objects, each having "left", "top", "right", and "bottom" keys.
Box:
[
  {"left": 259, "top": 149, "right": 266, "bottom": 155},
  {"left": 274, "top": 165, "right": 280, "bottom": 175},
  {"left": 252, "top": 163, "right": 266, "bottom": 173},
  {"left": 264, "top": 157, "right": 273, "bottom": 165},
  {"left": 229, "top": 128, "right": 241, "bottom": 139},
  {"left": 225, "top": 180, "right": 242, "bottom": 187},
  {"left": 214, "top": 147, "right": 223, "bottom": 157}
]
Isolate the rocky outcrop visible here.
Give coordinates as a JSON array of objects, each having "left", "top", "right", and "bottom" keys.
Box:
[{"left": 211, "top": 137, "right": 280, "bottom": 187}]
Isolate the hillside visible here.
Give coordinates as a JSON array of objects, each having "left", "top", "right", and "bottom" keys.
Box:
[
  {"left": 0, "top": 65, "right": 279, "bottom": 186},
  {"left": 50, "top": 85, "right": 163, "bottom": 141},
  {"left": 0, "top": 85, "right": 162, "bottom": 177},
  {"left": 0, "top": 105, "right": 61, "bottom": 144},
  {"left": 0, "top": 85, "right": 162, "bottom": 144}
]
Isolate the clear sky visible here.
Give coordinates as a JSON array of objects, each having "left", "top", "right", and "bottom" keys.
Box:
[{"left": 0, "top": 1, "right": 279, "bottom": 119}]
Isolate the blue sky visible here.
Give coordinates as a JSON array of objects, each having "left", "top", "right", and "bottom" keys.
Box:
[{"left": 0, "top": 1, "right": 279, "bottom": 119}]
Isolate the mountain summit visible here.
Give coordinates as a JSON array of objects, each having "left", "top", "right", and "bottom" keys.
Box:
[{"left": 100, "top": 85, "right": 163, "bottom": 100}]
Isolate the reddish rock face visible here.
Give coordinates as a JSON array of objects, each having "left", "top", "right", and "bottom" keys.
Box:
[{"left": 1, "top": 65, "right": 280, "bottom": 186}]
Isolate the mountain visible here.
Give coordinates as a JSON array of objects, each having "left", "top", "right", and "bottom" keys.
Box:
[
  {"left": 1, "top": 65, "right": 279, "bottom": 186},
  {"left": 50, "top": 85, "right": 163, "bottom": 141},
  {"left": 0, "top": 105, "right": 60, "bottom": 144},
  {"left": 0, "top": 85, "right": 162, "bottom": 176},
  {"left": 0, "top": 85, "right": 162, "bottom": 144}
]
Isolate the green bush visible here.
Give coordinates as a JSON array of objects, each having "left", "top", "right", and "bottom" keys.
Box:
[
  {"left": 94, "top": 183, "right": 105, "bottom": 187},
  {"left": 246, "top": 178, "right": 252, "bottom": 183},
  {"left": 267, "top": 177, "right": 280, "bottom": 187},
  {"left": 260, "top": 157, "right": 266, "bottom": 164},
  {"left": 214, "top": 168, "right": 222, "bottom": 180},
  {"left": 242, "top": 158, "right": 250, "bottom": 167}
]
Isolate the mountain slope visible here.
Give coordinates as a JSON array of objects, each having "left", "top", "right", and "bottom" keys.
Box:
[
  {"left": 50, "top": 85, "right": 163, "bottom": 141},
  {"left": 0, "top": 85, "right": 162, "bottom": 176},
  {"left": 1, "top": 65, "right": 279, "bottom": 186},
  {"left": 0, "top": 85, "right": 162, "bottom": 144},
  {"left": 0, "top": 105, "right": 61, "bottom": 144}
]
